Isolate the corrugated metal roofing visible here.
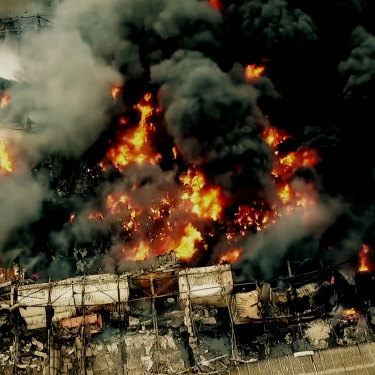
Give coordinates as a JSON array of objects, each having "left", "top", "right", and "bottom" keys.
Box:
[
  {"left": 226, "top": 342, "right": 375, "bottom": 375},
  {"left": 17, "top": 273, "right": 129, "bottom": 307},
  {"left": 17, "top": 273, "right": 129, "bottom": 330}
]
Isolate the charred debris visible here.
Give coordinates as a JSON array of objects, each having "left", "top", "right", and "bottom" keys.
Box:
[{"left": 1, "top": 253, "right": 375, "bottom": 374}]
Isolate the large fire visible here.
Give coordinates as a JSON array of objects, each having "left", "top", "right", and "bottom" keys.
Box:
[
  {"left": 86, "top": 88, "right": 322, "bottom": 264},
  {"left": 0, "top": 93, "right": 10, "bottom": 109},
  {"left": 263, "top": 127, "right": 319, "bottom": 211},
  {"left": 358, "top": 244, "right": 371, "bottom": 273},
  {"left": 0, "top": 139, "right": 13, "bottom": 175}
]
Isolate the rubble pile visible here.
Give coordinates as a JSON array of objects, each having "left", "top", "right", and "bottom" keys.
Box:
[{"left": 0, "top": 255, "right": 375, "bottom": 374}]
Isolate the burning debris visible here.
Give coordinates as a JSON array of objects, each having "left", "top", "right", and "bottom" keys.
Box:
[{"left": 0, "top": 139, "right": 12, "bottom": 174}]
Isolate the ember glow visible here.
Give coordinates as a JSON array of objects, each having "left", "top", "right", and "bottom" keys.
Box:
[
  {"left": 105, "top": 93, "right": 161, "bottom": 170},
  {"left": 0, "top": 139, "right": 13, "bottom": 174},
  {"left": 358, "top": 244, "right": 371, "bottom": 273},
  {"left": 262, "top": 127, "right": 290, "bottom": 152},
  {"left": 219, "top": 248, "right": 243, "bottom": 264},
  {"left": 207, "top": 0, "right": 223, "bottom": 11},
  {"left": 342, "top": 308, "right": 358, "bottom": 320},
  {"left": 111, "top": 85, "right": 122, "bottom": 100},
  {"left": 272, "top": 149, "right": 320, "bottom": 180},
  {"left": 88, "top": 211, "right": 104, "bottom": 221},
  {"left": 0, "top": 93, "right": 10, "bottom": 109},
  {"left": 245, "top": 64, "right": 265, "bottom": 80},
  {"left": 234, "top": 205, "right": 274, "bottom": 234},
  {"left": 106, "top": 193, "right": 139, "bottom": 231},
  {"left": 262, "top": 126, "right": 320, "bottom": 214}
]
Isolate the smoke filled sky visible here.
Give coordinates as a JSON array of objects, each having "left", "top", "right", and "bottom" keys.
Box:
[{"left": 1, "top": 0, "right": 375, "bottom": 281}]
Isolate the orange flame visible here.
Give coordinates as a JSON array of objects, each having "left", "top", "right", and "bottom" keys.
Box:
[
  {"left": 124, "top": 241, "right": 150, "bottom": 262},
  {"left": 245, "top": 64, "right": 265, "bottom": 80},
  {"left": 0, "top": 93, "right": 10, "bottom": 109},
  {"left": 106, "top": 93, "right": 161, "bottom": 170},
  {"left": 173, "top": 223, "right": 203, "bottom": 260},
  {"left": 0, "top": 140, "right": 13, "bottom": 174},
  {"left": 180, "top": 169, "right": 225, "bottom": 221},
  {"left": 111, "top": 85, "right": 122, "bottom": 100},
  {"left": 172, "top": 146, "right": 178, "bottom": 160},
  {"left": 272, "top": 149, "right": 320, "bottom": 180},
  {"left": 106, "top": 193, "right": 139, "bottom": 231},
  {"left": 358, "top": 244, "right": 371, "bottom": 273},
  {"left": 88, "top": 211, "right": 104, "bottom": 221},
  {"left": 262, "top": 127, "right": 290, "bottom": 151},
  {"left": 278, "top": 183, "right": 293, "bottom": 204},
  {"left": 342, "top": 308, "right": 358, "bottom": 319},
  {"left": 95, "top": 87, "right": 324, "bottom": 264},
  {"left": 234, "top": 205, "right": 274, "bottom": 233},
  {"left": 219, "top": 248, "right": 243, "bottom": 264}
]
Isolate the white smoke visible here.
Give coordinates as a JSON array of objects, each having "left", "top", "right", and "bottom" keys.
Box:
[{"left": 0, "top": 44, "right": 22, "bottom": 81}]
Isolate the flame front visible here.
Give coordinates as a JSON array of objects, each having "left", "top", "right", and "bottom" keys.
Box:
[
  {"left": 172, "top": 223, "right": 203, "bottom": 260},
  {"left": 106, "top": 93, "right": 161, "bottom": 170},
  {"left": 0, "top": 93, "right": 10, "bottom": 109},
  {"left": 89, "top": 92, "right": 322, "bottom": 264},
  {"left": 0, "top": 140, "right": 13, "bottom": 175}
]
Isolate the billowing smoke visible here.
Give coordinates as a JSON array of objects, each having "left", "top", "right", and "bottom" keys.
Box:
[
  {"left": 1, "top": 0, "right": 375, "bottom": 281},
  {"left": 238, "top": 0, "right": 317, "bottom": 49},
  {"left": 0, "top": 45, "right": 21, "bottom": 81},
  {"left": 339, "top": 26, "right": 375, "bottom": 98},
  {"left": 151, "top": 50, "right": 272, "bottom": 191}
]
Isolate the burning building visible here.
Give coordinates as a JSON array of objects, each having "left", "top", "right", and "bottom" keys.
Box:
[{"left": 2, "top": 0, "right": 375, "bottom": 373}]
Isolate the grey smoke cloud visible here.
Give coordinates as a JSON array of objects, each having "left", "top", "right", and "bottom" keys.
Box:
[
  {"left": 151, "top": 50, "right": 271, "bottom": 181},
  {"left": 1, "top": 0, "right": 124, "bottom": 258},
  {"left": 0, "top": 172, "right": 46, "bottom": 253},
  {"left": 339, "top": 26, "right": 375, "bottom": 98},
  {"left": 238, "top": 193, "right": 343, "bottom": 280},
  {"left": 239, "top": 0, "right": 317, "bottom": 48},
  {"left": 0, "top": 45, "right": 21, "bottom": 82}
]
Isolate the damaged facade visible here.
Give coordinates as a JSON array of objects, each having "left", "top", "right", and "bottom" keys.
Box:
[{"left": 1, "top": 254, "right": 373, "bottom": 374}]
